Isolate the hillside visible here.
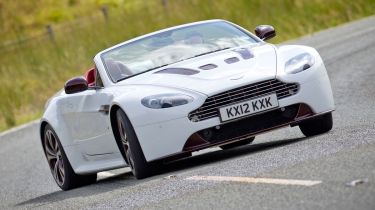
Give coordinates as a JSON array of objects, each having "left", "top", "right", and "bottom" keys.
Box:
[{"left": 0, "top": 0, "right": 374, "bottom": 130}]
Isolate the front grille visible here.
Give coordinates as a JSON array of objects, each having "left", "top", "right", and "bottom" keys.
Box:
[
  {"left": 197, "top": 104, "right": 300, "bottom": 143},
  {"left": 188, "top": 79, "right": 299, "bottom": 122}
]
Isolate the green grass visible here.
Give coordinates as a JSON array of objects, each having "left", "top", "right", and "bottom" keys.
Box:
[{"left": 0, "top": 0, "right": 374, "bottom": 131}]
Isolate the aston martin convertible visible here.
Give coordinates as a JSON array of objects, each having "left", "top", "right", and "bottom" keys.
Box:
[{"left": 40, "top": 19, "right": 334, "bottom": 190}]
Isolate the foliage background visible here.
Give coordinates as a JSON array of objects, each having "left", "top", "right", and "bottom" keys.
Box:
[{"left": 0, "top": 0, "right": 374, "bottom": 131}]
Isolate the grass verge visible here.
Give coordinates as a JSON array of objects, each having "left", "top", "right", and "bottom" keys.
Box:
[{"left": 1, "top": 0, "right": 374, "bottom": 131}]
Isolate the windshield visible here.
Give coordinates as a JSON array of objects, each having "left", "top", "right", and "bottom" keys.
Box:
[{"left": 101, "top": 21, "right": 258, "bottom": 82}]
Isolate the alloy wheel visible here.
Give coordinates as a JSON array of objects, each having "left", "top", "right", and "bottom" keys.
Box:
[
  {"left": 44, "top": 129, "right": 65, "bottom": 186},
  {"left": 117, "top": 113, "right": 134, "bottom": 169}
]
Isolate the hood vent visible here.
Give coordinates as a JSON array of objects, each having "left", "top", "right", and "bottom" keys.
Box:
[
  {"left": 154, "top": 68, "right": 199, "bottom": 75},
  {"left": 199, "top": 64, "right": 218, "bottom": 70},
  {"left": 233, "top": 48, "right": 254, "bottom": 60},
  {"left": 224, "top": 57, "right": 240, "bottom": 64}
]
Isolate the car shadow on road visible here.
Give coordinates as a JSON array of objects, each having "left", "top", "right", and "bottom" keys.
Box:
[
  {"left": 15, "top": 136, "right": 309, "bottom": 208},
  {"left": 158, "top": 136, "right": 309, "bottom": 174}
]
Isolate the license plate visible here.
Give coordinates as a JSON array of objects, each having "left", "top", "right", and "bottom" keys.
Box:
[{"left": 219, "top": 93, "right": 279, "bottom": 122}]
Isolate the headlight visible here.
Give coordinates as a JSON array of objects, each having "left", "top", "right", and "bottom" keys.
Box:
[
  {"left": 141, "top": 93, "right": 193, "bottom": 109},
  {"left": 285, "top": 53, "right": 315, "bottom": 74}
]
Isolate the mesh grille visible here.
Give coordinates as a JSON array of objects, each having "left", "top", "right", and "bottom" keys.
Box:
[{"left": 188, "top": 79, "right": 299, "bottom": 122}]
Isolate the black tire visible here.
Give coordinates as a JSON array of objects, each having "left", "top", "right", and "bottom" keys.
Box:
[
  {"left": 43, "top": 124, "right": 97, "bottom": 190},
  {"left": 299, "top": 112, "right": 333, "bottom": 137},
  {"left": 220, "top": 137, "right": 255, "bottom": 150},
  {"left": 115, "top": 109, "right": 158, "bottom": 179}
]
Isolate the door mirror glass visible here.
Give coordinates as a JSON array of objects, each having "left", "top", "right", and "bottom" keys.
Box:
[
  {"left": 64, "top": 77, "right": 88, "bottom": 94},
  {"left": 255, "top": 25, "right": 276, "bottom": 41}
]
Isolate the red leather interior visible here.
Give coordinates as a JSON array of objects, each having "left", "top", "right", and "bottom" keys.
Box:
[{"left": 84, "top": 68, "right": 96, "bottom": 87}]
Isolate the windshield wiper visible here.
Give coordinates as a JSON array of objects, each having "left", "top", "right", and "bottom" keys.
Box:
[
  {"left": 192, "top": 47, "right": 230, "bottom": 58},
  {"left": 143, "top": 63, "right": 170, "bottom": 73},
  {"left": 152, "top": 47, "right": 230, "bottom": 69},
  {"left": 116, "top": 63, "right": 169, "bottom": 82}
]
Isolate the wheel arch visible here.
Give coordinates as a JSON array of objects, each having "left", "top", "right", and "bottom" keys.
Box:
[
  {"left": 109, "top": 103, "right": 148, "bottom": 166},
  {"left": 39, "top": 120, "right": 50, "bottom": 147},
  {"left": 110, "top": 105, "right": 119, "bottom": 134},
  {"left": 109, "top": 103, "right": 135, "bottom": 140},
  {"left": 109, "top": 104, "right": 127, "bottom": 159},
  {"left": 39, "top": 120, "right": 78, "bottom": 173}
]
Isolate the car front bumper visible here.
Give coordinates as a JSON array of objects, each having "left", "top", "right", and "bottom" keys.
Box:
[{"left": 134, "top": 66, "right": 335, "bottom": 162}]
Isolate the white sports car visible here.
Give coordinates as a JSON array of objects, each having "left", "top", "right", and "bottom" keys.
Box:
[{"left": 40, "top": 20, "right": 334, "bottom": 190}]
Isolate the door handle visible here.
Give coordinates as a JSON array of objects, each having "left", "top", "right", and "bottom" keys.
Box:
[{"left": 98, "top": 105, "right": 110, "bottom": 115}]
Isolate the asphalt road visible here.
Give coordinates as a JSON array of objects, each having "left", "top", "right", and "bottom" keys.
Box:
[{"left": 1, "top": 15, "right": 375, "bottom": 210}]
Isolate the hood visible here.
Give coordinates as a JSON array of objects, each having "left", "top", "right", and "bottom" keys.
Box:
[{"left": 118, "top": 43, "right": 277, "bottom": 96}]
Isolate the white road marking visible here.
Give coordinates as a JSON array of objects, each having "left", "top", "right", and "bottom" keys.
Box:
[
  {"left": 98, "top": 171, "right": 116, "bottom": 178},
  {"left": 186, "top": 176, "right": 322, "bottom": 186}
]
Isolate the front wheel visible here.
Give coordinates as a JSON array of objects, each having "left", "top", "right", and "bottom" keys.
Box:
[
  {"left": 115, "top": 109, "right": 158, "bottom": 179},
  {"left": 299, "top": 112, "right": 333, "bottom": 137},
  {"left": 43, "top": 124, "right": 97, "bottom": 190}
]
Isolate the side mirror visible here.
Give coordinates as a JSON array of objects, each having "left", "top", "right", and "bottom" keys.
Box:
[
  {"left": 64, "top": 76, "right": 88, "bottom": 94},
  {"left": 255, "top": 25, "right": 276, "bottom": 41}
]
